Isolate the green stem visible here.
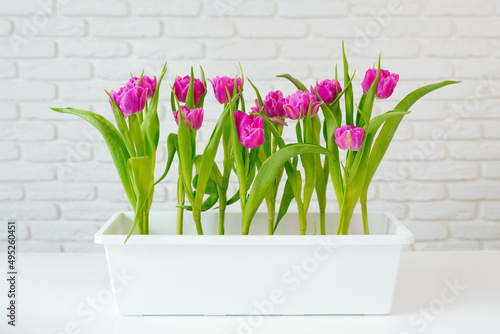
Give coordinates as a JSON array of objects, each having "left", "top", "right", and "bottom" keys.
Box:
[
  {"left": 361, "top": 196, "right": 369, "bottom": 235},
  {"left": 177, "top": 169, "right": 185, "bottom": 235},
  {"left": 266, "top": 198, "right": 275, "bottom": 235},
  {"left": 320, "top": 206, "right": 326, "bottom": 235}
]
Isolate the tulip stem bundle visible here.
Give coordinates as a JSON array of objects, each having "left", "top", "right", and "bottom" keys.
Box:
[{"left": 53, "top": 43, "right": 459, "bottom": 239}]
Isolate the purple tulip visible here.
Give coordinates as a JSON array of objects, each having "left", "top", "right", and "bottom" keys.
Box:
[
  {"left": 335, "top": 125, "right": 365, "bottom": 151},
  {"left": 361, "top": 69, "right": 399, "bottom": 99},
  {"left": 250, "top": 90, "right": 288, "bottom": 126},
  {"left": 173, "top": 75, "right": 206, "bottom": 106},
  {"left": 208, "top": 76, "right": 243, "bottom": 104},
  {"left": 234, "top": 110, "right": 265, "bottom": 148},
  {"left": 109, "top": 85, "right": 148, "bottom": 118},
  {"left": 126, "top": 75, "right": 157, "bottom": 99},
  {"left": 283, "top": 90, "right": 322, "bottom": 120},
  {"left": 312, "top": 79, "right": 342, "bottom": 105},
  {"left": 173, "top": 106, "right": 204, "bottom": 131}
]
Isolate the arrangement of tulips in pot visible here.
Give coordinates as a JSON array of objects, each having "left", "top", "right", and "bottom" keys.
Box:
[{"left": 52, "top": 44, "right": 459, "bottom": 240}]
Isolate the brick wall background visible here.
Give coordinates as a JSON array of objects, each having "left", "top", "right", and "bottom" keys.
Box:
[{"left": 1, "top": 0, "right": 500, "bottom": 252}]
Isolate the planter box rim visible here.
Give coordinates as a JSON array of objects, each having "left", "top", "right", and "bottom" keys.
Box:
[{"left": 95, "top": 211, "right": 414, "bottom": 246}]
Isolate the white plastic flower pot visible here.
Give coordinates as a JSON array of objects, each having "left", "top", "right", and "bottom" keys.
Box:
[{"left": 95, "top": 211, "right": 413, "bottom": 316}]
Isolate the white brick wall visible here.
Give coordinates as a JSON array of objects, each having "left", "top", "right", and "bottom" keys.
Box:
[{"left": 1, "top": 0, "right": 500, "bottom": 252}]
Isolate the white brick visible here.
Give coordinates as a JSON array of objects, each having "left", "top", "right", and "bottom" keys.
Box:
[
  {"left": 0, "top": 184, "right": 24, "bottom": 201},
  {"left": 409, "top": 202, "right": 476, "bottom": 220},
  {"left": 351, "top": 0, "right": 420, "bottom": 16},
  {"left": 63, "top": 242, "right": 104, "bottom": 252},
  {"left": 26, "top": 183, "right": 96, "bottom": 201},
  {"left": 391, "top": 123, "right": 414, "bottom": 141},
  {"left": 131, "top": 0, "right": 201, "bottom": 16},
  {"left": 457, "top": 20, "right": 500, "bottom": 38},
  {"left": 483, "top": 241, "right": 500, "bottom": 250},
  {"left": 405, "top": 102, "right": 448, "bottom": 121},
  {"left": 480, "top": 203, "right": 500, "bottom": 221},
  {"left": 21, "top": 61, "right": 92, "bottom": 80},
  {"left": 10, "top": 17, "right": 86, "bottom": 37},
  {"left": 356, "top": 40, "right": 420, "bottom": 59},
  {"left": 59, "top": 82, "right": 110, "bottom": 101},
  {"left": 58, "top": 0, "right": 129, "bottom": 16},
  {"left": 61, "top": 202, "right": 130, "bottom": 221},
  {"left": 449, "top": 182, "right": 500, "bottom": 201},
  {"left": 0, "top": 121, "right": 55, "bottom": 141},
  {"left": 404, "top": 222, "right": 448, "bottom": 241},
  {"left": 312, "top": 18, "right": 382, "bottom": 38},
  {"left": 208, "top": 41, "right": 277, "bottom": 60},
  {"left": 0, "top": 40, "right": 56, "bottom": 58},
  {"left": 20, "top": 102, "right": 91, "bottom": 121},
  {"left": 366, "top": 202, "right": 407, "bottom": 219},
  {"left": 449, "top": 99, "right": 500, "bottom": 120},
  {"left": 413, "top": 240, "right": 481, "bottom": 251},
  {"left": 164, "top": 18, "right": 234, "bottom": 37},
  {"left": 237, "top": 19, "right": 308, "bottom": 38},
  {"left": 415, "top": 122, "right": 481, "bottom": 140},
  {"left": 17, "top": 241, "right": 62, "bottom": 253},
  {"left": 388, "top": 60, "right": 453, "bottom": 80},
  {"left": 135, "top": 40, "right": 204, "bottom": 59},
  {"left": 90, "top": 19, "right": 161, "bottom": 38},
  {"left": 207, "top": 0, "right": 274, "bottom": 17},
  {"left": 278, "top": 0, "right": 348, "bottom": 17},
  {"left": 423, "top": 40, "right": 491, "bottom": 58},
  {"left": 454, "top": 60, "right": 500, "bottom": 79},
  {"left": 385, "top": 19, "right": 453, "bottom": 38},
  {"left": 0, "top": 18, "right": 11, "bottom": 35},
  {"left": 450, "top": 142, "right": 500, "bottom": 160},
  {"left": 372, "top": 162, "right": 409, "bottom": 181},
  {"left": 281, "top": 41, "right": 338, "bottom": 59},
  {"left": 242, "top": 61, "right": 310, "bottom": 80},
  {"left": 450, "top": 222, "right": 500, "bottom": 240},
  {"left": 98, "top": 184, "right": 167, "bottom": 202},
  {"left": 0, "top": 82, "right": 56, "bottom": 101},
  {"left": 483, "top": 162, "right": 500, "bottom": 179},
  {"left": 30, "top": 221, "right": 100, "bottom": 241},
  {"left": 0, "top": 163, "right": 55, "bottom": 181},
  {"left": 0, "top": 60, "right": 16, "bottom": 78},
  {"left": 0, "top": 203, "right": 59, "bottom": 220},
  {"left": 484, "top": 122, "right": 500, "bottom": 139},
  {"left": 0, "top": 0, "right": 54, "bottom": 15},
  {"left": 379, "top": 183, "right": 446, "bottom": 201},
  {"left": 24, "top": 142, "right": 92, "bottom": 162},
  {"left": 0, "top": 103, "right": 18, "bottom": 120},
  {"left": 60, "top": 40, "right": 131, "bottom": 58},
  {"left": 384, "top": 141, "right": 446, "bottom": 161},
  {"left": 93, "top": 61, "right": 160, "bottom": 80},
  {"left": 0, "top": 143, "right": 20, "bottom": 161},
  {"left": 0, "top": 222, "right": 29, "bottom": 240},
  {"left": 422, "top": 0, "right": 494, "bottom": 16},
  {"left": 412, "top": 162, "right": 479, "bottom": 181},
  {"left": 56, "top": 121, "right": 104, "bottom": 142},
  {"left": 59, "top": 163, "right": 120, "bottom": 183}
]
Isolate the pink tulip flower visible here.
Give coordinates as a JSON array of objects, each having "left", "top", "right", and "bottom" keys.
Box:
[
  {"left": 283, "top": 90, "right": 322, "bottom": 120},
  {"left": 250, "top": 90, "right": 288, "bottom": 126},
  {"left": 335, "top": 125, "right": 365, "bottom": 151},
  {"left": 208, "top": 76, "right": 243, "bottom": 104},
  {"left": 312, "top": 79, "right": 342, "bottom": 105},
  {"left": 173, "top": 75, "right": 206, "bottom": 106},
  {"left": 234, "top": 110, "right": 265, "bottom": 148},
  {"left": 361, "top": 69, "right": 399, "bottom": 99},
  {"left": 173, "top": 106, "right": 204, "bottom": 131}
]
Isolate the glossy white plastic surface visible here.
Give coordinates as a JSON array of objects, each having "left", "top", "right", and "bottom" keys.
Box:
[{"left": 95, "top": 211, "right": 414, "bottom": 315}]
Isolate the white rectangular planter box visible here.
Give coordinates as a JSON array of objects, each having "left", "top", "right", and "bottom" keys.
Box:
[{"left": 95, "top": 211, "right": 413, "bottom": 316}]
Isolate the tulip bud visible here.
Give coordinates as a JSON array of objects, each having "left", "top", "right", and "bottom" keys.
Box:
[
  {"left": 335, "top": 125, "right": 364, "bottom": 151},
  {"left": 361, "top": 69, "right": 399, "bottom": 99},
  {"left": 283, "top": 90, "right": 322, "bottom": 120},
  {"left": 208, "top": 76, "right": 243, "bottom": 104},
  {"left": 234, "top": 110, "right": 265, "bottom": 148},
  {"left": 126, "top": 75, "right": 157, "bottom": 99},
  {"left": 312, "top": 79, "right": 342, "bottom": 105},
  {"left": 173, "top": 75, "right": 206, "bottom": 106},
  {"left": 109, "top": 85, "right": 148, "bottom": 118},
  {"left": 250, "top": 90, "right": 288, "bottom": 126},
  {"left": 173, "top": 106, "right": 204, "bottom": 131}
]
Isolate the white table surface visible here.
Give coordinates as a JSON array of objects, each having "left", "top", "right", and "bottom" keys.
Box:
[{"left": 1, "top": 251, "right": 499, "bottom": 334}]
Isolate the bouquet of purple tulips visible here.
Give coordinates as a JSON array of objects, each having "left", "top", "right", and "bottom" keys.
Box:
[{"left": 53, "top": 44, "right": 458, "bottom": 238}]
